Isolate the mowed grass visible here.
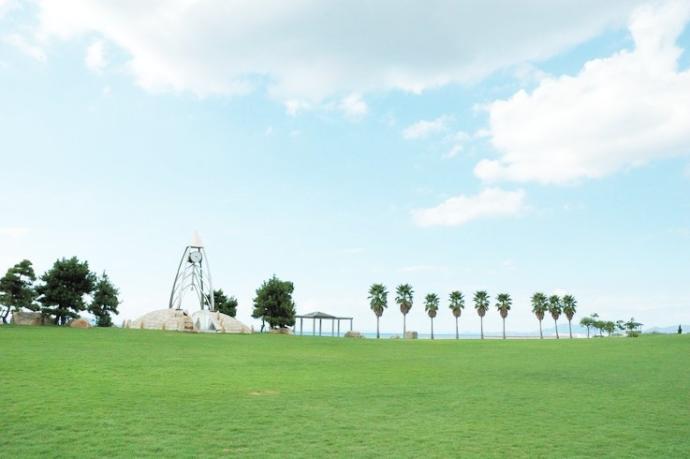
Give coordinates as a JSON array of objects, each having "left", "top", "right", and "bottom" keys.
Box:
[{"left": 1, "top": 327, "right": 689, "bottom": 458}]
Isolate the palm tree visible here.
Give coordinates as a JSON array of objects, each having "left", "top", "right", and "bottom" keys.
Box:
[
  {"left": 395, "top": 284, "right": 414, "bottom": 337},
  {"left": 548, "top": 295, "right": 562, "bottom": 339},
  {"left": 531, "top": 292, "right": 548, "bottom": 339},
  {"left": 368, "top": 283, "right": 388, "bottom": 339},
  {"left": 473, "top": 291, "right": 490, "bottom": 339},
  {"left": 448, "top": 291, "right": 464, "bottom": 339},
  {"left": 562, "top": 295, "right": 577, "bottom": 339},
  {"left": 495, "top": 293, "right": 512, "bottom": 339},
  {"left": 425, "top": 293, "right": 440, "bottom": 339}
]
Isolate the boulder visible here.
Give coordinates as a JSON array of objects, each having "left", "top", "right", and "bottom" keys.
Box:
[
  {"left": 344, "top": 331, "right": 363, "bottom": 338},
  {"left": 269, "top": 327, "right": 293, "bottom": 335},
  {"left": 69, "top": 318, "right": 91, "bottom": 328},
  {"left": 404, "top": 331, "right": 418, "bottom": 339},
  {"left": 11, "top": 311, "right": 43, "bottom": 326}
]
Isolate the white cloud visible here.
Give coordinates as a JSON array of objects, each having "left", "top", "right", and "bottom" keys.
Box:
[
  {"left": 339, "top": 93, "right": 368, "bottom": 119},
  {"left": 444, "top": 144, "right": 463, "bottom": 159},
  {"left": 3, "top": 33, "right": 46, "bottom": 62},
  {"left": 0, "top": 227, "right": 29, "bottom": 238},
  {"left": 85, "top": 40, "right": 106, "bottom": 73},
  {"left": 32, "top": 0, "right": 644, "bottom": 103},
  {"left": 403, "top": 115, "right": 452, "bottom": 140},
  {"left": 412, "top": 188, "right": 526, "bottom": 227},
  {"left": 476, "top": 1, "right": 690, "bottom": 184},
  {"left": 399, "top": 265, "right": 447, "bottom": 273}
]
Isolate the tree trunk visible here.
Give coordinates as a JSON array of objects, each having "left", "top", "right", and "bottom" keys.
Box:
[
  {"left": 376, "top": 316, "right": 380, "bottom": 339},
  {"left": 554, "top": 319, "right": 559, "bottom": 339},
  {"left": 502, "top": 318, "right": 506, "bottom": 339},
  {"left": 430, "top": 317, "right": 434, "bottom": 340},
  {"left": 403, "top": 314, "right": 406, "bottom": 336},
  {"left": 455, "top": 317, "right": 459, "bottom": 340},
  {"left": 568, "top": 320, "right": 573, "bottom": 339},
  {"left": 586, "top": 326, "right": 590, "bottom": 338},
  {"left": 480, "top": 316, "right": 484, "bottom": 339},
  {"left": 539, "top": 319, "right": 543, "bottom": 339}
]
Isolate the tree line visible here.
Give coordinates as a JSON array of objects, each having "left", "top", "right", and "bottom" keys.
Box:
[
  {"left": 579, "top": 314, "right": 643, "bottom": 338},
  {"left": 0, "top": 258, "right": 120, "bottom": 326},
  {"left": 368, "top": 283, "right": 583, "bottom": 339}
]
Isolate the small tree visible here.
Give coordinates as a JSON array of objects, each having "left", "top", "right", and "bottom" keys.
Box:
[
  {"left": 368, "top": 283, "right": 388, "bottom": 339},
  {"left": 562, "top": 295, "right": 577, "bottom": 339},
  {"left": 448, "top": 291, "right": 464, "bottom": 339},
  {"left": 531, "top": 292, "right": 548, "bottom": 339},
  {"left": 88, "top": 272, "right": 120, "bottom": 327},
  {"left": 36, "top": 257, "right": 96, "bottom": 325},
  {"left": 679, "top": 325, "right": 683, "bottom": 335},
  {"left": 495, "top": 293, "right": 512, "bottom": 340},
  {"left": 579, "top": 316, "right": 594, "bottom": 338},
  {"left": 424, "top": 293, "right": 440, "bottom": 340},
  {"left": 548, "top": 295, "right": 562, "bottom": 339},
  {"left": 214, "top": 289, "right": 238, "bottom": 317},
  {"left": 0, "top": 259, "right": 38, "bottom": 324},
  {"left": 395, "top": 284, "right": 414, "bottom": 336},
  {"left": 473, "top": 291, "right": 490, "bottom": 340},
  {"left": 623, "top": 317, "right": 643, "bottom": 337},
  {"left": 252, "top": 275, "right": 296, "bottom": 330}
]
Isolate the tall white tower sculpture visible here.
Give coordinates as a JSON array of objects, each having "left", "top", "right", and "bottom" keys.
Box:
[{"left": 168, "top": 232, "right": 215, "bottom": 312}]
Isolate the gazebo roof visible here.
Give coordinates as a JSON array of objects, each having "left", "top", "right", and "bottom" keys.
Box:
[{"left": 297, "top": 311, "right": 338, "bottom": 319}]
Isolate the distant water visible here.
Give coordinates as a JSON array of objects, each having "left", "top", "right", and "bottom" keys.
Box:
[{"left": 294, "top": 331, "right": 577, "bottom": 340}]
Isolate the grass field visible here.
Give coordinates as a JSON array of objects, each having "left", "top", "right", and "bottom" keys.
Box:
[{"left": 1, "top": 327, "right": 689, "bottom": 457}]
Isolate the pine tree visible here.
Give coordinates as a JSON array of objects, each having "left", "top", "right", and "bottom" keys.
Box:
[{"left": 89, "top": 272, "right": 120, "bottom": 327}]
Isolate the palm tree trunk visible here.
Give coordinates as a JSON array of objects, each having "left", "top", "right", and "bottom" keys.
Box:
[
  {"left": 403, "top": 314, "right": 406, "bottom": 336},
  {"left": 554, "top": 319, "right": 559, "bottom": 339},
  {"left": 430, "top": 317, "right": 434, "bottom": 340},
  {"left": 568, "top": 320, "right": 573, "bottom": 339},
  {"left": 480, "top": 317, "right": 484, "bottom": 339},
  {"left": 502, "top": 318, "right": 506, "bottom": 339},
  {"left": 586, "top": 326, "right": 590, "bottom": 338},
  {"left": 455, "top": 317, "right": 459, "bottom": 340},
  {"left": 539, "top": 319, "right": 543, "bottom": 339},
  {"left": 376, "top": 316, "right": 380, "bottom": 339}
]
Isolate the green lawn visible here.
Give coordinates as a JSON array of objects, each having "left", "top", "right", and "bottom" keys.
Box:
[{"left": 1, "top": 327, "right": 688, "bottom": 458}]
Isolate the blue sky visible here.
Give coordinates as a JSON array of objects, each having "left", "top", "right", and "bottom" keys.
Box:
[{"left": 1, "top": 0, "right": 689, "bottom": 335}]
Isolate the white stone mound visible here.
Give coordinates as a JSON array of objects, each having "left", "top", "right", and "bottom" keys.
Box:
[{"left": 128, "top": 308, "right": 251, "bottom": 334}]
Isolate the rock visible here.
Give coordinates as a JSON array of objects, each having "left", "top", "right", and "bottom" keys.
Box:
[
  {"left": 344, "top": 331, "right": 363, "bottom": 338},
  {"left": 269, "top": 328, "right": 293, "bottom": 334},
  {"left": 70, "top": 318, "right": 91, "bottom": 328},
  {"left": 404, "top": 331, "right": 418, "bottom": 339},
  {"left": 128, "top": 309, "right": 251, "bottom": 334},
  {"left": 11, "top": 311, "right": 43, "bottom": 326}
]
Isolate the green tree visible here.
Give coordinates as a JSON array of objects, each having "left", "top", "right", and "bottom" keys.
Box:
[
  {"left": 562, "top": 295, "right": 577, "bottom": 339},
  {"left": 395, "top": 284, "right": 414, "bottom": 336},
  {"left": 495, "top": 293, "right": 512, "bottom": 340},
  {"left": 425, "top": 293, "right": 440, "bottom": 340},
  {"left": 679, "top": 325, "right": 683, "bottom": 335},
  {"left": 548, "top": 295, "right": 562, "bottom": 339},
  {"left": 0, "top": 259, "right": 38, "bottom": 324},
  {"left": 579, "top": 316, "right": 595, "bottom": 338},
  {"left": 623, "top": 317, "right": 643, "bottom": 336},
  {"left": 88, "top": 272, "right": 120, "bottom": 327},
  {"left": 36, "top": 257, "right": 96, "bottom": 325},
  {"left": 251, "top": 275, "right": 296, "bottom": 330},
  {"left": 473, "top": 291, "right": 490, "bottom": 339},
  {"left": 602, "top": 320, "right": 616, "bottom": 336},
  {"left": 531, "top": 292, "right": 548, "bottom": 339},
  {"left": 368, "top": 283, "right": 387, "bottom": 339},
  {"left": 214, "top": 289, "right": 238, "bottom": 317},
  {"left": 448, "top": 291, "right": 464, "bottom": 339}
]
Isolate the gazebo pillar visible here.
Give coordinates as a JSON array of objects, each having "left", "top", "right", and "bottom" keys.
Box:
[
  {"left": 331, "top": 319, "right": 335, "bottom": 336},
  {"left": 337, "top": 319, "right": 340, "bottom": 337},
  {"left": 319, "top": 318, "right": 322, "bottom": 336},
  {"left": 313, "top": 318, "right": 316, "bottom": 336},
  {"left": 300, "top": 317, "right": 303, "bottom": 336},
  {"left": 350, "top": 318, "right": 353, "bottom": 331}
]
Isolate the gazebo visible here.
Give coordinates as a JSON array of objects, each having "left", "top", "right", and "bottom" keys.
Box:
[{"left": 295, "top": 311, "right": 353, "bottom": 337}]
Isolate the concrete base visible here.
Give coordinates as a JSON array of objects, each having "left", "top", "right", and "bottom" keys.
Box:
[{"left": 128, "top": 309, "right": 251, "bottom": 334}]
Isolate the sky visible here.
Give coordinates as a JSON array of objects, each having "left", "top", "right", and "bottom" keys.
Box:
[{"left": 1, "top": 0, "right": 689, "bottom": 335}]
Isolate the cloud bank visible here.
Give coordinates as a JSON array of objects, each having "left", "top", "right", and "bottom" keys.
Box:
[
  {"left": 477, "top": 1, "right": 690, "bottom": 184},
  {"left": 32, "top": 0, "right": 642, "bottom": 105}
]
